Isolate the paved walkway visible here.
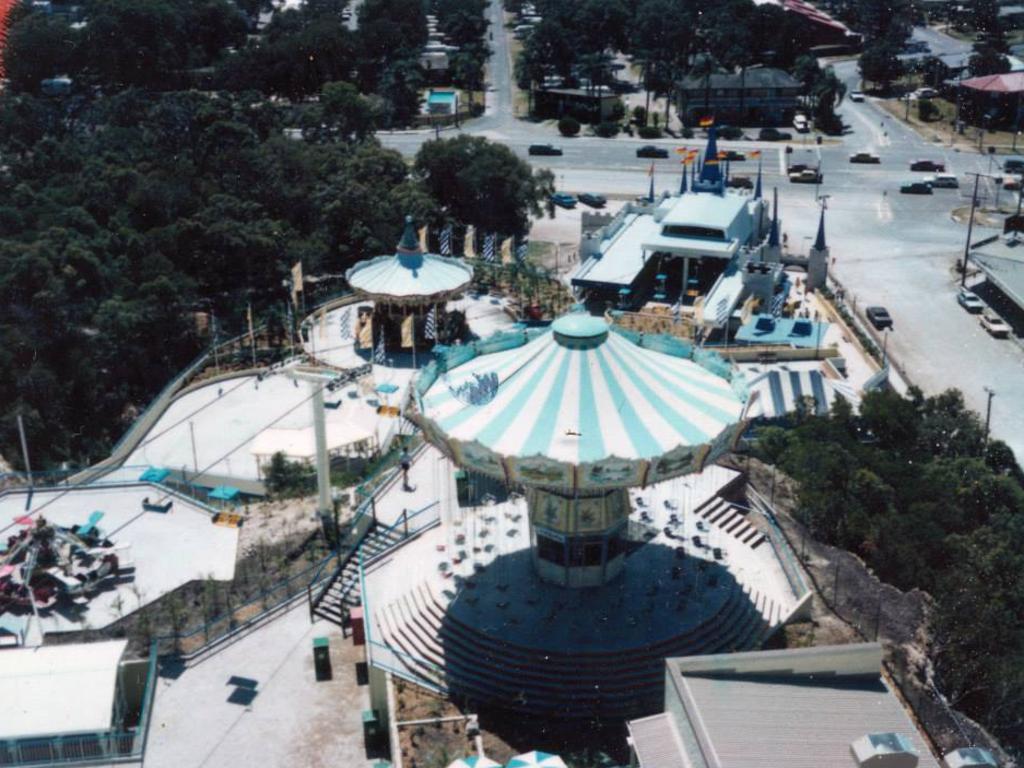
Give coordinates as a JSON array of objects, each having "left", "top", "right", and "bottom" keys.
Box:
[{"left": 145, "top": 605, "right": 377, "bottom": 768}]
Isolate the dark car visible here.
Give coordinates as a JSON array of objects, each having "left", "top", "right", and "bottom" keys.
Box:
[
  {"left": 910, "top": 159, "right": 945, "bottom": 172},
  {"left": 637, "top": 145, "right": 669, "bottom": 158},
  {"left": 726, "top": 176, "right": 753, "bottom": 189},
  {"left": 900, "top": 181, "right": 933, "bottom": 195},
  {"left": 759, "top": 127, "right": 792, "bottom": 141},
  {"left": 849, "top": 152, "right": 881, "bottom": 164},
  {"left": 712, "top": 547, "right": 723, "bottom": 561},
  {"left": 692, "top": 535, "right": 702, "bottom": 548},
  {"left": 722, "top": 150, "right": 746, "bottom": 162},
  {"left": 578, "top": 192, "right": 607, "bottom": 208},
  {"left": 549, "top": 192, "right": 577, "bottom": 209},
  {"left": 528, "top": 143, "right": 563, "bottom": 156},
  {"left": 866, "top": 306, "right": 894, "bottom": 330}
]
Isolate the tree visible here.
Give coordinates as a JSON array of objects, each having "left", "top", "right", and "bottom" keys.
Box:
[
  {"left": 413, "top": 135, "right": 554, "bottom": 237},
  {"left": 969, "top": 44, "right": 1010, "bottom": 77},
  {"left": 558, "top": 116, "right": 581, "bottom": 136},
  {"left": 2, "top": 14, "right": 79, "bottom": 94},
  {"left": 301, "top": 81, "right": 379, "bottom": 142},
  {"left": 858, "top": 41, "right": 904, "bottom": 91}
]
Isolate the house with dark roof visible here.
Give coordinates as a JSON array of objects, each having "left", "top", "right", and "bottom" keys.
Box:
[{"left": 676, "top": 68, "right": 802, "bottom": 126}]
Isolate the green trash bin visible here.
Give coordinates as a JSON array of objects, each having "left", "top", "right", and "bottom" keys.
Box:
[
  {"left": 362, "top": 708, "right": 381, "bottom": 748},
  {"left": 313, "top": 636, "right": 332, "bottom": 681}
]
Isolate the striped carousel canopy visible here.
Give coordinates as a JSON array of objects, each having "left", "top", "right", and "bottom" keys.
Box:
[
  {"left": 416, "top": 313, "right": 745, "bottom": 485},
  {"left": 345, "top": 215, "right": 474, "bottom": 305}
]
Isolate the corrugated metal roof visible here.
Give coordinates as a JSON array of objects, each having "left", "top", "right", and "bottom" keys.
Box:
[{"left": 629, "top": 713, "right": 693, "bottom": 768}]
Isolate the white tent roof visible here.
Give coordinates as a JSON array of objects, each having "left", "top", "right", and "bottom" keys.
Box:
[{"left": 0, "top": 639, "right": 127, "bottom": 739}]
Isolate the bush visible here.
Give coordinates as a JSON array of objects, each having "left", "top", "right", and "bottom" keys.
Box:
[
  {"left": 469, "top": 102, "right": 485, "bottom": 117},
  {"left": 917, "top": 99, "right": 938, "bottom": 122},
  {"left": 594, "top": 121, "right": 621, "bottom": 138},
  {"left": 637, "top": 125, "right": 662, "bottom": 139},
  {"left": 557, "top": 116, "right": 581, "bottom": 136},
  {"left": 681, "top": 127, "right": 694, "bottom": 138},
  {"left": 632, "top": 105, "right": 647, "bottom": 125},
  {"left": 609, "top": 100, "right": 625, "bottom": 121}
]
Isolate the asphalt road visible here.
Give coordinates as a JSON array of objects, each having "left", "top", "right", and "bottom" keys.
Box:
[{"left": 381, "top": 14, "right": 1023, "bottom": 458}]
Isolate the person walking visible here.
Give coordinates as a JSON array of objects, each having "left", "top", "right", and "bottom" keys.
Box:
[{"left": 400, "top": 448, "right": 413, "bottom": 492}]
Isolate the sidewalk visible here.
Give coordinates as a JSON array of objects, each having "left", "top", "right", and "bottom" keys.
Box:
[{"left": 145, "top": 604, "right": 376, "bottom": 768}]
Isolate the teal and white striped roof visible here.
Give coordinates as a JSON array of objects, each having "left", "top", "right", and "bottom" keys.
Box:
[
  {"left": 345, "top": 216, "right": 473, "bottom": 304},
  {"left": 419, "top": 317, "right": 744, "bottom": 466}
]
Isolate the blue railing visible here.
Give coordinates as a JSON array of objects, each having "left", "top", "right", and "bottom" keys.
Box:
[{"left": 0, "top": 642, "right": 158, "bottom": 767}]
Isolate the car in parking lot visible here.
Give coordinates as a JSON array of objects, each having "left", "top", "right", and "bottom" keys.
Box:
[
  {"left": 910, "top": 159, "right": 945, "bottom": 172},
  {"left": 637, "top": 145, "right": 669, "bottom": 158},
  {"left": 726, "top": 176, "right": 753, "bottom": 189},
  {"left": 712, "top": 547, "right": 723, "bottom": 561},
  {"left": 849, "top": 90, "right": 865, "bottom": 102},
  {"left": 549, "top": 192, "right": 577, "bottom": 209},
  {"left": 577, "top": 192, "right": 607, "bottom": 208},
  {"left": 528, "top": 143, "right": 562, "bottom": 156},
  {"left": 981, "top": 310, "right": 1011, "bottom": 338},
  {"left": 758, "top": 127, "right": 792, "bottom": 141},
  {"left": 793, "top": 114, "right": 810, "bottom": 133},
  {"left": 1003, "top": 175, "right": 1023, "bottom": 191},
  {"left": 789, "top": 168, "right": 822, "bottom": 183},
  {"left": 866, "top": 306, "right": 894, "bottom": 330},
  {"left": 900, "top": 181, "right": 933, "bottom": 194},
  {"left": 957, "top": 288, "right": 986, "bottom": 313},
  {"left": 925, "top": 173, "right": 959, "bottom": 188},
  {"left": 721, "top": 150, "right": 746, "bottom": 161},
  {"left": 849, "top": 152, "right": 881, "bottom": 164}
]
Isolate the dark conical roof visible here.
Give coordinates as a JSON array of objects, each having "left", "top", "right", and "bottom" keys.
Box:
[
  {"left": 397, "top": 215, "right": 420, "bottom": 254},
  {"left": 814, "top": 204, "right": 827, "bottom": 251}
]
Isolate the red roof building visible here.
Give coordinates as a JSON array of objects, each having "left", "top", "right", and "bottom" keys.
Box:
[{"left": 960, "top": 71, "right": 1024, "bottom": 93}]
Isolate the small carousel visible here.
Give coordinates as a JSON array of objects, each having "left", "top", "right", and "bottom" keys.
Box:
[
  {"left": 345, "top": 216, "right": 474, "bottom": 356},
  {"left": 411, "top": 311, "right": 750, "bottom": 588}
]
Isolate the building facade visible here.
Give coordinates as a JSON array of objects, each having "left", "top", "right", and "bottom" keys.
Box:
[{"left": 676, "top": 68, "right": 802, "bottom": 126}]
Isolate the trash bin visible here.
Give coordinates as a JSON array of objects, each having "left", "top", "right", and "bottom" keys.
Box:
[
  {"left": 313, "top": 636, "right": 332, "bottom": 681},
  {"left": 363, "top": 709, "right": 381, "bottom": 747}
]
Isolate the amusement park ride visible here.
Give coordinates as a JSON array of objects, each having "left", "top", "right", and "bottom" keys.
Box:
[{"left": 0, "top": 513, "right": 133, "bottom": 615}]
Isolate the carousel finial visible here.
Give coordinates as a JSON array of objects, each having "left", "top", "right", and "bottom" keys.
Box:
[{"left": 397, "top": 215, "right": 420, "bottom": 254}]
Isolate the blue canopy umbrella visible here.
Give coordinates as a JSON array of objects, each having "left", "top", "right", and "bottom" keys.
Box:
[
  {"left": 375, "top": 381, "right": 400, "bottom": 408},
  {"left": 447, "top": 757, "right": 501, "bottom": 768},
  {"left": 507, "top": 752, "right": 567, "bottom": 768}
]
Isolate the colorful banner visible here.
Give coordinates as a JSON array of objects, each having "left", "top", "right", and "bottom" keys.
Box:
[{"left": 401, "top": 314, "right": 415, "bottom": 348}]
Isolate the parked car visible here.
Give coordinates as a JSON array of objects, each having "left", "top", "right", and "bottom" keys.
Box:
[
  {"left": 925, "top": 173, "right": 959, "bottom": 189},
  {"left": 849, "top": 152, "right": 881, "bottom": 164},
  {"left": 849, "top": 90, "right": 865, "bottom": 102},
  {"left": 866, "top": 306, "right": 894, "bottom": 330},
  {"left": 549, "top": 192, "right": 577, "bottom": 209},
  {"left": 913, "top": 87, "right": 938, "bottom": 99},
  {"left": 1004, "top": 175, "right": 1023, "bottom": 191},
  {"left": 712, "top": 547, "right": 723, "bottom": 561},
  {"left": 910, "top": 159, "right": 945, "bottom": 172},
  {"left": 528, "top": 143, "right": 562, "bottom": 156},
  {"left": 981, "top": 310, "right": 1011, "bottom": 338},
  {"left": 1004, "top": 156, "right": 1024, "bottom": 173},
  {"left": 789, "top": 168, "right": 822, "bottom": 184},
  {"left": 726, "top": 176, "right": 753, "bottom": 189},
  {"left": 793, "top": 114, "right": 810, "bottom": 133},
  {"left": 637, "top": 145, "right": 669, "bottom": 158},
  {"left": 577, "top": 192, "right": 607, "bottom": 208},
  {"left": 900, "top": 181, "right": 933, "bottom": 194},
  {"left": 957, "top": 288, "right": 986, "bottom": 313},
  {"left": 721, "top": 150, "right": 746, "bottom": 161},
  {"left": 758, "top": 127, "right": 792, "bottom": 141}
]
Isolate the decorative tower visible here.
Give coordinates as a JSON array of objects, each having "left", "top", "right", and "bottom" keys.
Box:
[
  {"left": 807, "top": 203, "right": 829, "bottom": 291},
  {"left": 763, "top": 188, "right": 782, "bottom": 263},
  {"left": 691, "top": 126, "right": 724, "bottom": 196}
]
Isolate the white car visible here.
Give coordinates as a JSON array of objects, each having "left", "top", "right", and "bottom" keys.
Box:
[
  {"left": 981, "top": 310, "right": 1011, "bottom": 338},
  {"left": 849, "top": 91, "right": 865, "bottom": 102},
  {"left": 925, "top": 173, "right": 959, "bottom": 189},
  {"left": 793, "top": 114, "right": 809, "bottom": 133},
  {"left": 957, "top": 288, "right": 985, "bottom": 313},
  {"left": 914, "top": 87, "right": 938, "bottom": 100}
]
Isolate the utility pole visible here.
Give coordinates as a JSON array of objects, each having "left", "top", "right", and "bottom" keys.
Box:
[
  {"left": 189, "top": 421, "right": 199, "bottom": 477},
  {"left": 984, "top": 386, "right": 996, "bottom": 445},
  {"left": 962, "top": 173, "right": 983, "bottom": 287},
  {"left": 16, "top": 414, "right": 32, "bottom": 488}
]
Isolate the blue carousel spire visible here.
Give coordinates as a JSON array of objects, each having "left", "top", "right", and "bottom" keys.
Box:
[
  {"left": 754, "top": 157, "right": 763, "bottom": 200},
  {"left": 647, "top": 164, "right": 655, "bottom": 202},
  {"left": 814, "top": 202, "right": 827, "bottom": 251},
  {"left": 679, "top": 161, "right": 688, "bottom": 195},
  {"left": 768, "top": 187, "right": 779, "bottom": 248},
  {"left": 694, "top": 124, "right": 724, "bottom": 195}
]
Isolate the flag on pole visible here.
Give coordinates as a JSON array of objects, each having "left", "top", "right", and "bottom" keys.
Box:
[
  {"left": 674, "top": 146, "right": 689, "bottom": 155},
  {"left": 358, "top": 314, "right": 373, "bottom": 349},
  {"left": 418, "top": 225, "right": 428, "bottom": 252},
  {"left": 515, "top": 239, "right": 529, "bottom": 263},
  {"left": 373, "top": 332, "right": 387, "bottom": 364},
  {"left": 500, "top": 236, "right": 513, "bottom": 265},
  {"left": 699, "top": 115, "right": 715, "bottom": 127},
  {"left": 424, "top": 306, "right": 437, "bottom": 340},
  {"left": 464, "top": 225, "right": 476, "bottom": 258},
  {"left": 247, "top": 303, "right": 255, "bottom": 344},
  {"left": 339, "top": 306, "right": 353, "bottom": 340},
  {"left": 483, "top": 232, "right": 496, "bottom": 262},
  {"left": 401, "top": 314, "right": 415, "bottom": 348},
  {"left": 749, "top": 150, "right": 762, "bottom": 158},
  {"left": 440, "top": 224, "right": 453, "bottom": 256},
  {"left": 290, "top": 261, "right": 303, "bottom": 306}
]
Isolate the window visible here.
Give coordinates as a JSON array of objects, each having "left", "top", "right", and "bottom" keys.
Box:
[
  {"left": 536, "top": 534, "right": 565, "bottom": 565},
  {"left": 662, "top": 224, "right": 725, "bottom": 241}
]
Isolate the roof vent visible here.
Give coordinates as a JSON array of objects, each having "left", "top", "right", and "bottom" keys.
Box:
[
  {"left": 850, "top": 733, "right": 919, "bottom": 768},
  {"left": 943, "top": 747, "right": 998, "bottom": 768}
]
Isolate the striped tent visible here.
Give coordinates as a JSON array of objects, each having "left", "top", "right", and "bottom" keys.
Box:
[
  {"left": 744, "top": 366, "right": 859, "bottom": 420},
  {"left": 417, "top": 314, "right": 743, "bottom": 479}
]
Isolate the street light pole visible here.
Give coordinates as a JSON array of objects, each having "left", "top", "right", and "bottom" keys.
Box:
[
  {"left": 984, "top": 386, "right": 996, "bottom": 445},
  {"left": 962, "top": 173, "right": 983, "bottom": 287}
]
